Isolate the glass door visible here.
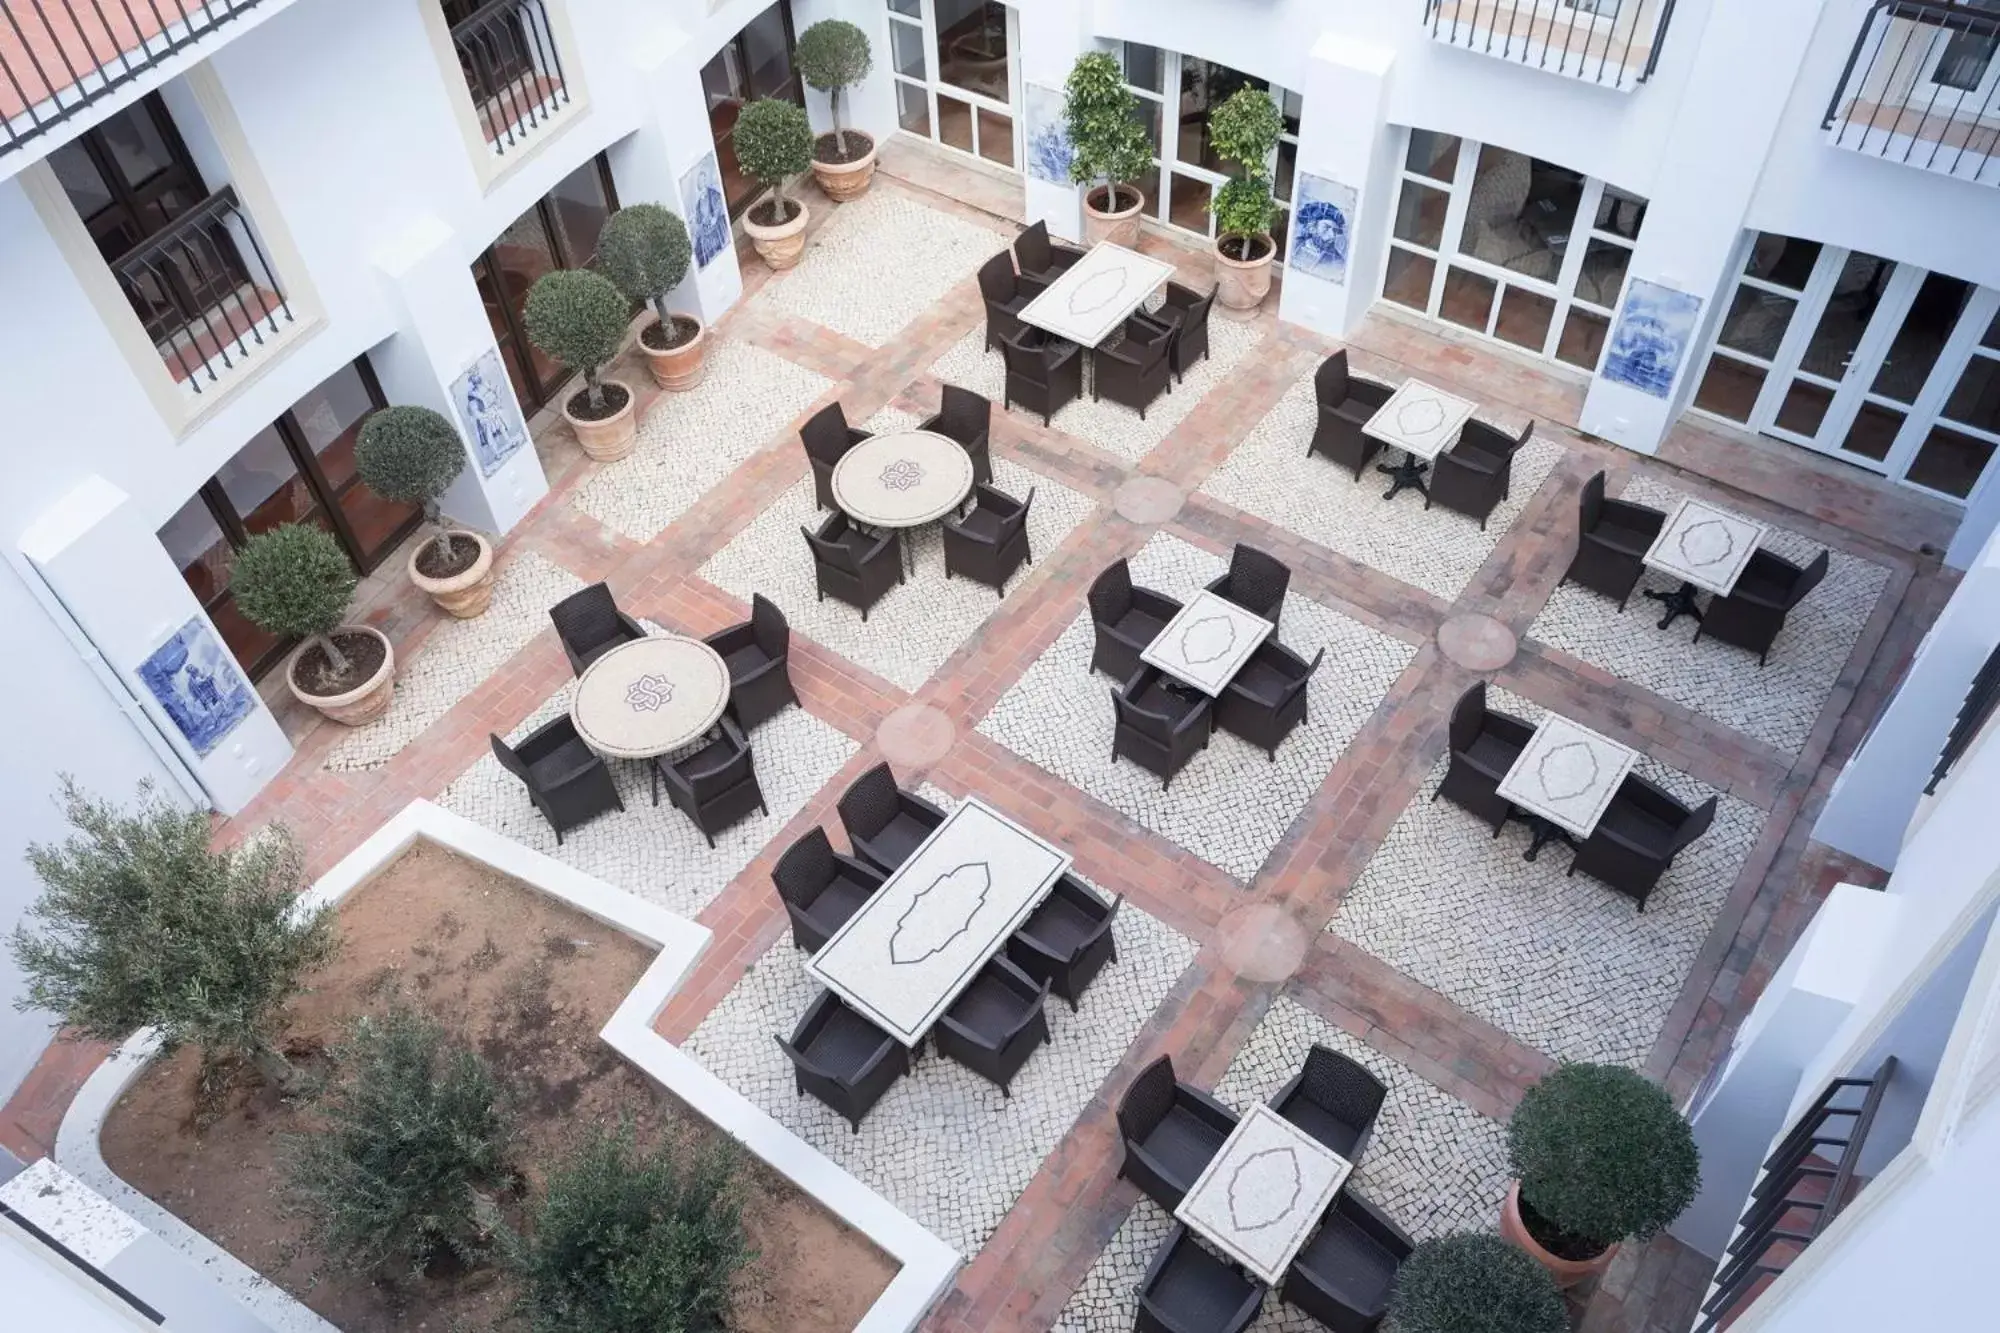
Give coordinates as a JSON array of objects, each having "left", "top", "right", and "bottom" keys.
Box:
[
  {"left": 886, "top": 0, "right": 1019, "bottom": 171},
  {"left": 701, "top": 0, "right": 803, "bottom": 217}
]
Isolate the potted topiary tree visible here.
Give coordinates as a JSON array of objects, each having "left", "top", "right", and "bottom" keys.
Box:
[
  {"left": 1390, "top": 1233, "right": 1570, "bottom": 1333},
  {"left": 1065, "top": 50, "right": 1153, "bottom": 246},
  {"left": 1502, "top": 1062, "right": 1702, "bottom": 1286},
  {"left": 354, "top": 405, "right": 493, "bottom": 618},
  {"left": 1207, "top": 85, "right": 1283, "bottom": 312},
  {"left": 599, "top": 203, "right": 705, "bottom": 391},
  {"left": 734, "top": 97, "right": 815, "bottom": 270},
  {"left": 525, "top": 268, "right": 637, "bottom": 461},
  {"left": 796, "top": 19, "right": 876, "bottom": 202},
  {"left": 231, "top": 522, "right": 394, "bottom": 725}
]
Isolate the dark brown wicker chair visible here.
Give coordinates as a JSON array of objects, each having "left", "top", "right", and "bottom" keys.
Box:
[
  {"left": 1146, "top": 281, "right": 1216, "bottom": 382},
  {"left": 1205, "top": 543, "right": 1290, "bottom": 633},
  {"left": 652, "top": 716, "right": 765, "bottom": 847},
  {"left": 1012, "top": 218, "right": 1085, "bottom": 295},
  {"left": 1088, "top": 558, "right": 1183, "bottom": 681},
  {"left": 1434, "top": 682, "right": 1534, "bottom": 834},
  {"left": 1279, "top": 1189, "right": 1414, "bottom": 1333},
  {"left": 801, "top": 401, "right": 870, "bottom": 511},
  {"left": 1569, "top": 774, "right": 1718, "bottom": 912},
  {"left": 919, "top": 383, "right": 993, "bottom": 485},
  {"left": 943, "top": 484, "right": 1033, "bottom": 595},
  {"left": 1428, "top": 418, "right": 1532, "bottom": 529},
  {"left": 1008, "top": 874, "right": 1120, "bottom": 1009},
  {"left": 775, "top": 991, "right": 909, "bottom": 1132},
  {"left": 978, "top": 251, "right": 1031, "bottom": 351},
  {"left": 1218, "top": 642, "right": 1323, "bottom": 760},
  {"left": 1270, "top": 1043, "right": 1387, "bottom": 1160},
  {"left": 1307, "top": 351, "right": 1394, "bottom": 480},
  {"left": 548, "top": 582, "right": 645, "bottom": 675},
  {"left": 802, "top": 512, "right": 902, "bottom": 620},
  {"left": 837, "top": 761, "right": 948, "bottom": 873},
  {"left": 1113, "top": 664, "right": 1213, "bottom": 790},
  {"left": 490, "top": 716, "right": 625, "bottom": 844},
  {"left": 773, "top": 826, "right": 885, "bottom": 953},
  {"left": 1116, "top": 1053, "right": 1240, "bottom": 1210},
  {"left": 937, "top": 956, "right": 1051, "bottom": 1097},
  {"left": 1095, "top": 315, "right": 1172, "bottom": 418},
  {"left": 1563, "top": 471, "right": 1666, "bottom": 612},
  {"left": 1000, "top": 328, "right": 1083, "bottom": 426},
  {"left": 705, "top": 592, "right": 798, "bottom": 730},
  {"left": 1694, "top": 548, "right": 1829, "bottom": 665},
  {"left": 1137, "top": 1225, "right": 1264, "bottom": 1333}
]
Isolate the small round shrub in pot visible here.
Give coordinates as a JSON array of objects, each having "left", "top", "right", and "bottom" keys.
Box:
[
  {"left": 1206, "top": 85, "right": 1283, "bottom": 311},
  {"left": 1390, "top": 1233, "right": 1569, "bottom": 1333},
  {"left": 524, "top": 268, "right": 638, "bottom": 461},
  {"left": 231, "top": 522, "right": 393, "bottom": 725},
  {"left": 598, "top": 203, "right": 705, "bottom": 391},
  {"left": 1064, "top": 50, "right": 1153, "bottom": 246},
  {"left": 354, "top": 405, "right": 493, "bottom": 617},
  {"left": 1503, "top": 1062, "right": 1702, "bottom": 1285},
  {"left": 733, "top": 97, "right": 815, "bottom": 269},
  {"left": 796, "top": 19, "right": 876, "bottom": 201}
]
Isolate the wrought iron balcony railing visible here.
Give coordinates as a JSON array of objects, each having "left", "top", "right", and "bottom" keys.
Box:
[
  {"left": 448, "top": 0, "right": 569, "bottom": 155},
  {"left": 1825, "top": 0, "right": 2000, "bottom": 185},
  {"left": 1421, "top": 0, "right": 1679, "bottom": 90}
]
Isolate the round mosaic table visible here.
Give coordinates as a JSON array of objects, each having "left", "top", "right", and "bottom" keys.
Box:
[
  {"left": 831, "top": 430, "right": 976, "bottom": 529},
  {"left": 570, "top": 636, "right": 731, "bottom": 760}
]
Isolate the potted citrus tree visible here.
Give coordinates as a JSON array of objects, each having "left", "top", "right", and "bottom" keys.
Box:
[
  {"left": 796, "top": 19, "right": 875, "bottom": 202},
  {"left": 525, "top": 268, "right": 637, "bottom": 461},
  {"left": 1064, "top": 50, "right": 1152, "bottom": 246},
  {"left": 1207, "top": 85, "right": 1282, "bottom": 312},
  {"left": 354, "top": 405, "right": 493, "bottom": 618},
  {"left": 599, "top": 203, "right": 704, "bottom": 391},
  {"left": 735, "top": 97, "right": 815, "bottom": 270},
  {"left": 1502, "top": 1063, "right": 1701, "bottom": 1287},
  {"left": 231, "top": 523, "right": 394, "bottom": 725},
  {"left": 1390, "top": 1233, "right": 1570, "bottom": 1333}
]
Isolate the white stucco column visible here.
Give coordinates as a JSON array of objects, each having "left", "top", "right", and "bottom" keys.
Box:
[{"left": 1016, "top": 0, "right": 1091, "bottom": 242}]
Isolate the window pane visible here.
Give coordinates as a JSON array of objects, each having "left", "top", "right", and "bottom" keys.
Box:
[
  {"left": 1279, "top": 88, "right": 1302, "bottom": 138},
  {"left": 1575, "top": 239, "right": 1632, "bottom": 309},
  {"left": 49, "top": 140, "right": 114, "bottom": 219},
  {"left": 1984, "top": 307, "right": 2000, "bottom": 350},
  {"left": 1495, "top": 285, "right": 1556, "bottom": 351},
  {"left": 896, "top": 79, "right": 931, "bottom": 136},
  {"left": 1393, "top": 181, "right": 1448, "bottom": 251},
  {"left": 1800, "top": 252, "right": 1892, "bottom": 380},
  {"left": 1134, "top": 163, "right": 1163, "bottom": 220},
  {"left": 1168, "top": 173, "right": 1212, "bottom": 235},
  {"left": 1843, "top": 402, "right": 1904, "bottom": 461},
  {"left": 937, "top": 93, "right": 974, "bottom": 154},
  {"left": 1275, "top": 140, "right": 1296, "bottom": 204},
  {"left": 1556, "top": 308, "right": 1611, "bottom": 371},
  {"left": 1594, "top": 186, "right": 1647, "bottom": 240},
  {"left": 890, "top": 20, "right": 927, "bottom": 79},
  {"left": 887, "top": 0, "right": 919, "bottom": 15},
  {"left": 1776, "top": 380, "right": 1835, "bottom": 436},
  {"left": 1744, "top": 233, "right": 1821, "bottom": 290},
  {"left": 216, "top": 428, "right": 322, "bottom": 535},
  {"left": 549, "top": 157, "right": 614, "bottom": 269},
  {"left": 290, "top": 363, "right": 376, "bottom": 490},
  {"left": 1694, "top": 355, "right": 1766, "bottom": 421},
  {"left": 1177, "top": 57, "right": 1264, "bottom": 173},
  {"left": 977, "top": 108, "right": 1014, "bottom": 169},
  {"left": 1460, "top": 146, "right": 1582, "bottom": 283},
  {"left": 1873, "top": 273, "right": 1972, "bottom": 403},
  {"left": 1383, "top": 248, "right": 1436, "bottom": 311},
  {"left": 100, "top": 102, "right": 179, "bottom": 189},
  {"left": 936, "top": 0, "right": 1010, "bottom": 103},
  {"left": 159, "top": 495, "right": 233, "bottom": 605},
  {"left": 1944, "top": 354, "right": 2000, "bottom": 434},
  {"left": 1132, "top": 98, "right": 1163, "bottom": 151},
  {"left": 1270, "top": 205, "right": 1289, "bottom": 262},
  {"left": 1123, "top": 43, "right": 1164, "bottom": 93},
  {"left": 1441, "top": 266, "right": 1498, "bottom": 333},
  {"left": 207, "top": 594, "right": 285, "bottom": 677},
  {"left": 1717, "top": 286, "right": 1797, "bottom": 360},
  {"left": 1405, "top": 129, "right": 1459, "bottom": 182},
  {"left": 1906, "top": 425, "right": 1997, "bottom": 499},
  {"left": 741, "top": 3, "right": 797, "bottom": 100}
]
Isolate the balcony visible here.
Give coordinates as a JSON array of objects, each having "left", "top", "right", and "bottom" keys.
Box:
[
  {"left": 1420, "top": 0, "right": 1677, "bottom": 91},
  {"left": 1825, "top": 1, "right": 2000, "bottom": 186},
  {"left": 447, "top": 0, "right": 569, "bottom": 156}
]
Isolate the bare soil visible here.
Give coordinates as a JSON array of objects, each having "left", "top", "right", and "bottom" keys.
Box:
[
  {"left": 102, "top": 842, "right": 895, "bottom": 1332},
  {"left": 564, "top": 379, "right": 630, "bottom": 422},
  {"left": 813, "top": 130, "right": 874, "bottom": 165},
  {"left": 748, "top": 197, "right": 802, "bottom": 228},
  {"left": 294, "top": 628, "right": 387, "bottom": 697},
  {"left": 640, "top": 314, "right": 702, "bottom": 352},
  {"left": 412, "top": 532, "right": 483, "bottom": 580}
]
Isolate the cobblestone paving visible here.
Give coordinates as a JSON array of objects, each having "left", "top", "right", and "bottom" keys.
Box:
[
  {"left": 1200, "top": 371, "right": 1567, "bottom": 600},
  {"left": 1329, "top": 688, "right": 1763, "bottom": 1066},
  {"left": 1527, "top": 475, "right": 1890, "bottom": 755},
  {"left": 1055, "top": 996, "right": 1510, "bottom": 1331},
  {"left": 978, "top": 533, "right": 1416, "bottom": 881}
]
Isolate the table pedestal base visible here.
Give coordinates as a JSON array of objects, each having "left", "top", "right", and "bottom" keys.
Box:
[
  {"left": 1377, "top": 453, "right": 1430, "bottom": 501},
  {"left": 1506, "top": 810, "right": 1577, "bottom": 862},
  {"left": 1643, "top": 580, "right": 1706, "bottom": 630}
]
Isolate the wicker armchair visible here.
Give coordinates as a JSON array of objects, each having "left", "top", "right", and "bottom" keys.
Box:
[
  {"left": 1270, "top": 1043, "right": 1387, "bottom": 1160},
  {"left": 1136, "top": 1225, "right": 1264, "bottom": 1333},
  {"left": 801, "top": 401, "right": 870, "bottom": 511},
  {"left": 1569, "top": 774, "right": 1718, "bottom": 912},
  {"left": 1116, "top": 1053, "right": 1241, "bottom": 1210},
  {"left": 548, "top": 582, "right": 645, "bottom": 675},
  {"left": 1008, "top": 874, "right": 1121, "bottom": 1009},
  {"left": 919, "top": 383, "right": 993, "bottom": 485},
  {"left": 775, "top": 991, "right": 909, "bottom": 1132},
  {"left": 1147, "top": 281, "right": 1216, "bottom": 382},
  {"left": 490, "top": 716, "right": 624, "bottom": 844},
  {"left": 1428, "top": 418, "right": 1532, "bottom": 529},
  {"left": 1204, "top": 543, "right": 1290, "bottom": 633},
  {"left": 1218, "top": 642, "right": 1323, "bottom": 759},
  {"left": 652, "top": 716, "right": 765, "bottom": 847},
  {"left": 773, "top": 826, "right": 885, "bottom": 953},
  {"left": 1307, "top": 351, "right": 1394, "bottom": 480},
  {"left": 978, "top": 251, "right": 1030, "bottom": 351},
  {"left": 1095, "top": 315, "right": 1172, "bottom": 418},
  {"left": 1113, "top": 664, "right": 1214, "bottom": 790},
  {"left": 705, "top": 592, "right": 798, "bottom": 730},
  {"left": 837, "top": 761, "right": 949, "bottom": 873},
  {"left": 1088, "top": 558, "right": 1183, "bottom": 681},
  {"left": 1000, "top": 328, "right": 1083, "bottom": 426},
  {"left": 1013, "top": 218, "right": 1085, "bottom": 295},
  {"left": 1694, "top": 548, "right": 1829, "bottom": 665},
  {"left": 802, "top": 512, "right": 903, "bottom": 620},
  {"left": 1563, "top": 471, "right": 1666, "bottom": 612},
  {"left": 943, "top": 484, "right": 1033, "bottom": 595},
  {"left": 937, "top": 956, "right": 1051, "bottom": 1096},
  {"left": 1279, "top": 1189, "right": 1415, "bottom": 1333},
  {"left": 1434, "top": 682, "right": 1534, "bottom": 834}
]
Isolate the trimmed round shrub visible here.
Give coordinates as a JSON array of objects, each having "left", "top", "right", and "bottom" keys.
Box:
[
  {"left": 598, "top": 204, "right": 693, "bottom": 328},
  {"left": 231, "top": 522, "right": 358, "bottom": 670},
  {"left": 523, "top": 268, "right": 630, "bottom": 411},
  {"left": 1064, "top": 50, "right": 1153, "bottom": 207},
  {"left": 354, "top": 406, "right": 466, "bottom": 561},
  {"left": 1390, "top": 1233, "right": 1569, "bottom": 1333},
  {"left": 1510, "top": 1062, "right": 1701, "bottom": 1253},
  {"left": 795, "top": 19, "right": 872, "bottom": 154},
  {"left": 732, "top": 97, "right": 814, "bottom": 215}
]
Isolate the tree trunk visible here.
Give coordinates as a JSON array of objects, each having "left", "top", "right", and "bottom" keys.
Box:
[
  {"left": 249, "top": 1041, "right": 300, "bottom": 1095},
  {"left": 584, "top": 366, "right": 605, "bottom": 412},
  {"left": 313, "top": 630, "right": 351, "bottom": 679},
  {"left": 833, "top": 88, "right": 847, "bottom": 158},
  {"left": 425, "top": 501, "right": 454, "bottom": 564},
  {"left": 652, "top": 293, "right": 672, "bottom": 332}
]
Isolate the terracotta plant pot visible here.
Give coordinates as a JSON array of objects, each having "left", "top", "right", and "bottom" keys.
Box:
[
  {"left": 1500, "top": 1181, "right": 1617, "bottom": 1289},
  {"left": 1083, "top": 183, "right": 1144, "bottom": 248},
  {"left": 638, "top": 313, "right": 706, "bottom": 391},
  {"left": 408, "top": 530, "right": 493, "bottom": 618},
  {"left": 288, "top": 626, "right": 395, "bottom": 726},
  {"left": 810, "top": 132, "right": 877, "bottom": 202},
  {"left": 563, "top": 376, "right": 637, "bottom": 461},
  {"left": 1213, "top": 232, "right": 1276, "bottom": 313},
  {"left": 744, "top": 197, "right": 810, "bottom": 270}
]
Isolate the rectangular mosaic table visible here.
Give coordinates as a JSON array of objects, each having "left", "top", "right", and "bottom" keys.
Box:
[
  {"left": 806, "top": 796, "right": 1071, "bottom": 1047},
  {"left": 1642, "top": 495, "right": 1768, "bottom": 596},
  {"left": 1018, "top": 240, "right": 1177, "bottom": 348},
  {"left": 1175, "top": 1102, "right": 1354, "bottom": 1286},
  {"left": 1140, "top": 588, "right": 1275, "bottom": 697},
  {"left": 1495, "top": 713, "right": 1641, "bottom": 840},
  {"left": 1360, "top": 378, "right": 1479, "bottom": 462}
]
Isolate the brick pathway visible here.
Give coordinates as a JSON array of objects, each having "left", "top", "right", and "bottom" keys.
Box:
[{"left": 4, "top": 159, "right": 1949, "bottom": 1333}]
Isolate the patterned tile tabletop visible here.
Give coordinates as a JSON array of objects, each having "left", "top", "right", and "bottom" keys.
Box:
[
  {"left": 1495, "top": 713, "right": 1641, "bottom": 838},
  {"left": 831, "top": 429, "right": 977, "bottom": 528},
  {"left": 1019, "top": 241, "right": 1177, "bottom": 347},
  {"left": 1361, "top": 379, "right": 1479, "bottom": 461},
  {"left": 1175, "top": 1102, "right": 1354, "bottom": 1286},
  {"left": 570, "top": 636, "right": 730, "bottom": 760},
  {"left": 1141, "top": 588, "right": 1276, "bottom": 697},
  {"left": 1642, "top": 495, "right": 1768, "bottom": 596}
]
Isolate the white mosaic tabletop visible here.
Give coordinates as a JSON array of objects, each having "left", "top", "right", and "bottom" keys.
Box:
[
  {"left": 1174, "top": 1101, "right": 1354, "bottom": 1286},
  {"left": 570, "top": 636, "right": 731, "bottom": 760},
  {"left": 1495, "top": 713, "right": 1641, "bottom": 838},
  {"left": 807, "top": 796, "right": 1071, "bottom": 1046},
  {"left": 1018, "top": 240, "right": 1176, "bottom": 347},
  {"left": 1361, "top": 378, "right": 1479, "bottom": 461},
  {"left": 1642, "top": 495, "right": 1768, "bottom": 596},
  {"left": 1140, "top": 588, "right": 1275, "bottom": 698},
  {"left": 832, "top": 429, "right": 976, "bottom": 528}
]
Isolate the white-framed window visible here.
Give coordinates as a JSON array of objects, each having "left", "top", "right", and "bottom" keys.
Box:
[
  {"left": 886, "top": 0, "right": 1020, "bottom": 172},
  {"left": 1378, "top": 129, "right": 1646, "bottom": 374}
]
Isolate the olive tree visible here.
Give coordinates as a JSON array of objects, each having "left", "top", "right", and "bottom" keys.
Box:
[
  {"left": 732, "top": 97, "right": 814, "bottom": 220},
  {"left": 230, "top": 522, "right": 360, "bottom": 677},
  {"left": 795, "top": 19, "right": 872, "bottom": 157},
  {"left": 598, "top": 204, "right": 693, "bottom": 332},
  {"left": 354, "top": 406, "right": 467, "bottom": 566},
  {"left": 524, "top": 268, "right": 631, "bottom": 413}
]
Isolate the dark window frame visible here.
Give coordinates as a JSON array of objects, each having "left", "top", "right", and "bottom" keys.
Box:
[{"left": 703, "top": 0, "right": 804, "bottom": 220}]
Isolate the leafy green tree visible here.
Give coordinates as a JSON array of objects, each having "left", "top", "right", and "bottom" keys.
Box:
[
  {"left": 354, "top": 406, "right": 467, "bottom": 565},
  {"left": 732, "top": 97, "right": 814, "bottom": 219},
  {"left": 1509, "top": 1062, "right": 1702, "bottom": 1253},
  {"left": 795, "top": 20, "right": 872, "bottom": 157},
  {"left": 1206, "top": 86, "right": 1284, "bottom": 251},
  {"left": 1064, "top": 51, "right": 1153, "bottom": 211},
  {"left": 1390, "top": 1234, "right": 1569, "bottom": 1333},
  {"left": 228, "top": 523, "right": 361, "bottom": 677},
  {"left": 598, "top": 204, "right": 694, "bottom": 333},
  {"left": 524, "top": 268, "right": 631, "bottom": 413}
]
